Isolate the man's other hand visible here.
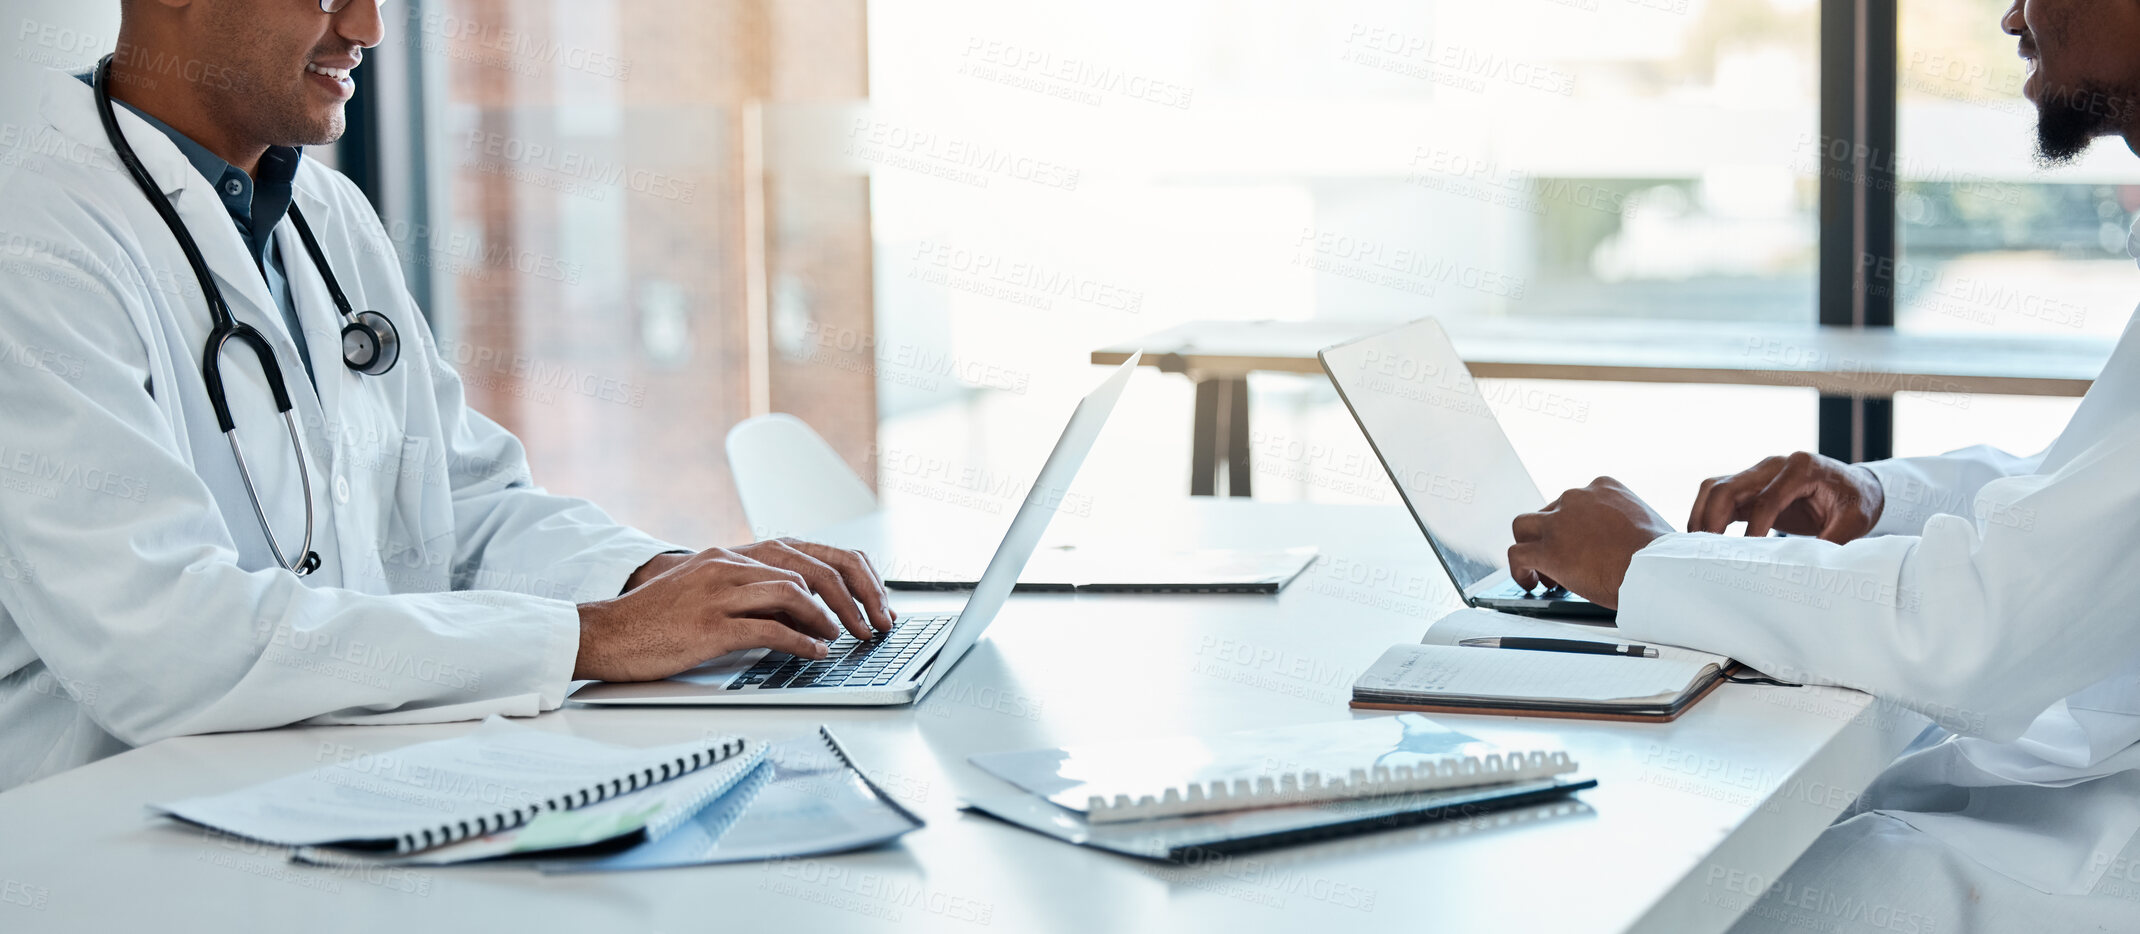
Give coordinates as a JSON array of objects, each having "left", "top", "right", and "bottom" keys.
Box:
[
  {"left": 623, "top": 539, "right": 896, "bottom": 640},
  {"left": 1507, "top": 477, "right": 1674, "bottom": 610},
  {"left": 1688, "top": 451, "right": 1884, "bottom": 543}
]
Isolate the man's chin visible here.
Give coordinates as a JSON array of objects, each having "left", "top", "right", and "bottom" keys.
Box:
[
  {"left": 286, "top": 113, "right": 347, "bottom": 150},
  {"left": 2036, "top": 131, "right": 2091, "bottom": 168},
  {"left": 2033, "top": 88, "right": 2112, "bottom": 167}
]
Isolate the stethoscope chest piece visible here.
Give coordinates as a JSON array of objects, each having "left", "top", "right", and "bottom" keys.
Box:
[{"left": 342, "top": 309, "right": 400, "bottom": 375}]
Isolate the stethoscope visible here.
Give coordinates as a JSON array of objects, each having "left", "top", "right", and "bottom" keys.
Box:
[{"left": 92, "top": 53, "right": 402, "bottom": 577}]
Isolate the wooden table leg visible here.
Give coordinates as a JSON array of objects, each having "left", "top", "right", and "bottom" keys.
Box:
[
  {"left": 1224, "top": 378, "right": 1251, "bottom": 497},
  {"left": 1191, "top": 379, "right": 1219, "bottom": 496},
  {"left": 1190, "top": 377, "right": 1252, "bottom": 497}
]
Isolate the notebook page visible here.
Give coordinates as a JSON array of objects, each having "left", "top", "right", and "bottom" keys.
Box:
[
  {"left": 1421, "top": 607, "right": 1730, "bottom": 669},
  {"left": 1356, "top": 643, "right": 1711, "bottom": 706}
]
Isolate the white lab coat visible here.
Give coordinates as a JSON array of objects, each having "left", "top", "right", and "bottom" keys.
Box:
[
  {"left": 1620, "top": 238, "right": 2140, "bottom": 900},
  {"left": 0, "top": 70, "right": 679, "bottom": 791}
]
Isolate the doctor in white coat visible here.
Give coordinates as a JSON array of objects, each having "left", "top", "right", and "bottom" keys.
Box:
[
  {"left": 1509, "top": 1, "right": 2140, "bottom": 929},
  {"left": 0, "top": 0, "right": 893, "bottom": 792}
]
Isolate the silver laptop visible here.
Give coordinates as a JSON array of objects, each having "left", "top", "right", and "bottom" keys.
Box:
[
  {"left": 1318, "top": 319, "right": 1612, "bottom": 620},
  {"left": 572, "top": 353, "right": 1141, "bottom": 706}
]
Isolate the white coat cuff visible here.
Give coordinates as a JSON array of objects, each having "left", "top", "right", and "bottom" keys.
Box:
[
  {"left": 1861, "top": 458, "right": 1940, "bottom": 536},
  {"left": 1616, "top": 532, "right": 1720, "bottom": 650},
  {"left": 537, "top": 598, "right": 583, "bottom": 707},
  {"left": 1614, "top": 531, "right": 1825, "bottom": 663}
]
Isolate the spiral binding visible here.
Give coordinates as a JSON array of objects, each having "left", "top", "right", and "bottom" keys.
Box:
[
  {"left": 640, "top": 745, "right": 770, "bottom": 843},
  {"left": 818, "top": 725, "right": 927, "bottom": 826},
  {"left": 670, "top": 756, "right": 775, "bottom": 845},
  {"left": 387, "top": 735, "right": 750, "bottom": 854},
  {"left": 1082, "top": 749, "right": 1577, "bottom": 823}
]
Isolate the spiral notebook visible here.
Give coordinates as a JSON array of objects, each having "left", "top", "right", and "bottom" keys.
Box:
[
  {"left": 155, "top": 716, "right": 753, "bottom": 855},
  {"left": 294, "top": 740, "right": 771, "bottom": 866},
  {"left": 969, "top": 714, "right": 1576, "bottom": 823},
  {"left": 964, "top": 773, "right": 1594, "bottom": 862}
]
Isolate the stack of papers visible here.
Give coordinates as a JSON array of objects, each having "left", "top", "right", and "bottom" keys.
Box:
[{"left": 154, "top": 717, "right": 921, "bottom": 869}]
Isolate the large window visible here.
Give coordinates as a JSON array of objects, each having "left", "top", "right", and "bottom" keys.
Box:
[
  {"left": 1891, "top": 0, "right": 2140, "bottom": 458},
  {"left": 355, "top": 1, "right": 2120, "bottom": 534},
  {"left": 8, "top": 0, "right": 2117, "bottom": 559},
  {"left": 867, "top": 0, "right": 1824, "bottom": 520}
]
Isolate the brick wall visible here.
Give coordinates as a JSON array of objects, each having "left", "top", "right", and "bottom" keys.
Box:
[{"left": 430, "top": 0, "right": 875, "bottom": 548}]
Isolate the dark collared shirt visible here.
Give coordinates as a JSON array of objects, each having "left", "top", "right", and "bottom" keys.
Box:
[{"left": 80, "top": 74, "right": 317, "bottom": 388}]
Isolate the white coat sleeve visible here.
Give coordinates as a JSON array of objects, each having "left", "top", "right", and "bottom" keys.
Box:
[
  {"left": 412, "top": 317, "right": 683, "bottom": 606},
  {"left": 0, "top": 239, "right": 583, "bottom": 746},
  {"left": 1860, "top": 443, "right": 2048, "bottom": 536},
  {"left": 1617, "top": 410, "right": 2140, "bottom": 744}
]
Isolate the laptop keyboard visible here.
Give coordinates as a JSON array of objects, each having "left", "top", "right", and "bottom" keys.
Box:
[
  {"left": 727, "top": 613, "right": 955, "bottom": 690},
  {"left": 1487, "top": 580, "right": 1572, "bottom": 600}
]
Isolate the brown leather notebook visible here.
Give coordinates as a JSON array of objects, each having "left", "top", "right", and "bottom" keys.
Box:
[
  {"left": 1350, "top": 667, "right": 1732, "bottom": 723},
  {"left": 1349, "top": 609, "right": 1738, "bottom": 723}
]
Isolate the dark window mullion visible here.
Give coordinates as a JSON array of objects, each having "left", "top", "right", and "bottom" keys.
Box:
[
  {"left": 1816, "top": 0, "right": 1897, "bottom": 464},
  {"left": 337, "top": 3, "right": 435, "bottom": 330}
]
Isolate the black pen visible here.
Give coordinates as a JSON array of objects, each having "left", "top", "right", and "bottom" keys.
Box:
[{"left": 1457, "top": 636, "right": 1659, "bottom": 659}]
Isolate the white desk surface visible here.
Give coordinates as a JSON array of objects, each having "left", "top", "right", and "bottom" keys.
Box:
[{"left": 0, "top": 500, "right": 1923, "bottom": 934}]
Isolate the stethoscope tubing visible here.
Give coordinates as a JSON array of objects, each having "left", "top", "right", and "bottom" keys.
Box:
[{"left": 91, "top": 52, "right": 374, "bottom": 577}]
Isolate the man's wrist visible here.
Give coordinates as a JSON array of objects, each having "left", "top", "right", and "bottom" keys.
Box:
[
  {"left": 1853, "top": 463, "right": 1886, "bottom": 527},
  {"left": 622, "top": 550, "right": 693, "bottom": 594}
]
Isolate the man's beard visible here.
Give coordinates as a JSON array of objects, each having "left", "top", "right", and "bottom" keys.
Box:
[
  {"left": 212, "top": 64, "right": 346, "bottom": 150},
  {"left": 196, "top": 3, "right": 347, "bottom": 150},
  {"left": 2034, "top": 79, "right": 2134, "bottom": 167}
]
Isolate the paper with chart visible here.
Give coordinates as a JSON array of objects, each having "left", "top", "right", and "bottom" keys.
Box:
[{"left": 545, "top": 728, "right": 923, "bottom": 871}]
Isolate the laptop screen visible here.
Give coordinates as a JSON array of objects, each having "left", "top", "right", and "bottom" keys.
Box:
[
  {"left": 915, "top": 353, "right": 1140, "bottom": 694},
  {"left": 1319, "top": 318, "right": 1546, "bottom": 594}
]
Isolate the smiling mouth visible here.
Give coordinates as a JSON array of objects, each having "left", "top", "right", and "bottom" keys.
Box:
[{"left": 305, "top": 62, "right": 353, "bottom": 81}]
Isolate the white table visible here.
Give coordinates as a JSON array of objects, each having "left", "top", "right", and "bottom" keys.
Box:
[
  {"left": 0, "top": 500, "right": 1923, "bottom": 933},
  {"left": 1092, "top": 318, "right": 2113, "bottom": 494}
]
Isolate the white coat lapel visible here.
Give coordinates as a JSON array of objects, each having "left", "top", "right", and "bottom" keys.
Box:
[
  {"left": 46, "top": 70, "right": 316, "bottom": 412},
  {"left": 40, "top": 69, "right": 335, "bottom": 576},
  {"left": 160, "top": 159, "right": 309, "bottom": 382}
]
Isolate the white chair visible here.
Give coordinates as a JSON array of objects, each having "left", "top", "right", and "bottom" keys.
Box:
[{"left": 724, "top": 413, "right": 877, "bottom": 540}]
